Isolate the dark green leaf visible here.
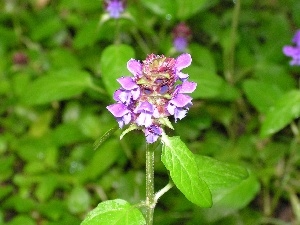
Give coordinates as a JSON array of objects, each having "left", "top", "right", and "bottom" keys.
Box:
[
  {"left": 195, "top": 155, "right": 248, "bottom": 192},
  {"left": 100, "top": 45, "right": 135, "bottom": 97},
  {"left": 21, "top": 69, "right": 92, "bottom": 105},
  {"left": 79, "top": 139, "right": 121, "bottom": 182},
  {"left": 243, "top": 79, "right": 283, "bottom": 113},
  {"left": 261, "top": 90, "right": 300, "bottom": 137},
  {"left": 197, "top": 173, "right": 260, "bottom": 223},
  {"left": 186, "top": 66, "right": 223, "bottom": 99},
  {"left": 140, "top": 0, "right": 177, "bottom": 18},
  {"left": 81, "top": 199, "right": 145, "bottom": 225},
  {"left": 176, "top": 0, "right": 210, "bottom": 20},
  {"left": 161, "top": 134, "right": 212, "bottom": 207}
]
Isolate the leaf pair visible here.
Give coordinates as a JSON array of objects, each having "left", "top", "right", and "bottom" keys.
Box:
[
  {"left": 81, "top": 134, "right": 249, "bottom": 225},
  {"left": 161, "top": 134, "right": 248, "bottom": 208}
]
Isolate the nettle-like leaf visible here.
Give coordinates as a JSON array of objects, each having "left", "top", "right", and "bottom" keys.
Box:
[
  {"left": 81, "top": 199, "right": 145, "bottom": 225},
  {"left": 196, "top": 172, "right": 260, "bottom": 223},
  {"left": 21, "top": 69, "right": 92, "bottom": 105},
  {"left": 161, "top": 134, "right": 212, "bottom": 208},
  {"left": 261, "top": 90, "right": 300, "bottom": 137},
  {"left": 243, "top": 79, "right": 283, "bottom": 113},
  {"left": 100, "top": 44, "right": 135, "bottom": 97},
  {"left": 195, "top": 155, "right": 248, "bottom": 192}
]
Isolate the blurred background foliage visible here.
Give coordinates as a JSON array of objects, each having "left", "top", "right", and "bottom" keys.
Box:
[{"left": 1, "top": 0, "right": 300, "bottom": 224}]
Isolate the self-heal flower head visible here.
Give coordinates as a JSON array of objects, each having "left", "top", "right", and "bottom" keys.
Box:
[
  {"left": 172, "top": 22, "right": 192, "bottom": 52},
  {"left": 105, "top": 0, "right": 125, "bottom": 19},
  {"left": 283, "top": 30, "right": 300, "bottom": 66},
  {"left": 107, "top": 53, "right": 196, "bottom": 143}
]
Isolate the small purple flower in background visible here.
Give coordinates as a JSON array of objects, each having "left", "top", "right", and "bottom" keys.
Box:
[
  {"left": 107, "top": 53, "right": 196, "bottom": 143},
  {"left": 283, "top": 30, "right": 300, "bottom": 66},
  {"left": 172, "top": 22, "right": 192, "bottom": 52},
  {"left": 104, "top": 0, "right": 125, "bottom": 19}
]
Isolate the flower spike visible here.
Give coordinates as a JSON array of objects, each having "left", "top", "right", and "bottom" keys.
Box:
[{"left": 107, "top": 53, "right": 196, "bottom": 143}]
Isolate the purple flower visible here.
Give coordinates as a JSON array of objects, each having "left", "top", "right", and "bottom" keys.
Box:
[
  {"left": 145, "top": 125, "right": 163, "bottom": 143},
  {"left": 173, "top": 37, "right": 188, "bottom": 52},
  {"left": 107, "top": 53, "right": 196, "bottom": 143},
  {"left": 114, "top": 77, "right": 140, "bottom": 105},
  {"left": 172, "top": 22, "right": 192, "bottom": 52},
  {"left": 175, "top": 53, "right": 192, "bottom": 81},
  {"left": 134, "top": 101, "right": 155, "bottom": 127},
  {"left": 127, "top": 59, "right": 142, "bottom": 78},
  {"left": 283, "top": 30, "right": 300, "bottom": 66},
  {"left": 167, "top": 94, "right": 193, "bottom": 122},
  {"left": 292, "top": 30, "right": 300, "bottom": 46},
  {"left": 106, "top": 103, "right": 132, "bottom": 128},
  {"left": 105, "top": 0, "right": 125, "bottom": 19}
]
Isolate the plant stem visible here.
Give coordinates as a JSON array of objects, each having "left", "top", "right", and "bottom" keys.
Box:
[
  {"left": 224, "top": 0, "right": 241, "bottom": 84},
  {"left": 145, "top": 143, "right": 155, "bottom": 225}
]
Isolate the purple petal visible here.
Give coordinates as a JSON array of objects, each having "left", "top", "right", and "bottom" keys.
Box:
[
  {"left": 174, "top": 108, "right": 187, "bottom": 122},
  {"left": 131, "top": 87, "right": 140, "bottom": 100},
  {"left": 123, "top": 113, "right": 132, "bottom": 125},
  {"left": 177, "top": 72, "right": 189, "bottom": 81},
  {"left": 173, "top": 37, "right": 187, "bottom": 52},
  {"left": 134, "top": 101, "right": 154, "bottom": 113},
  {"left": 175, "top": 53, "right": 192, "bottom": 71},
  {"left": 113, "top": 89, "right": 122, "bottom": 102},
  {"left": 293, "top": 30, "right": 300, "bottom": 46},
  {"left": 145, "top": 132, "right": 158, "bottom": 143},
  {"left": 145, "top": 125, "right": 162, "bottom": 143},
  {"left": 118, "top": 90, "right": 132, "bottom": 105},
  {"left": 178, "top": 81, "right": 197, "bottom": 93},
  {"left": 117, "top": 77, "right": 138, "bottom": 90},
  {"left": 170, "top": 94, "right": 192, "bottom": 107},
  {"left": 283, "top": 46, "right": 299, "bottom": 57},
  {"left": 107, "top": 103, "right": 129, "bottom": 117},
  {"left": 106, "top": 0, "right": 124, "bottom": 18},
  {"left": 116, "top": 117, "right": 125, "bottom": 128},
  {"left": 167, "top": 102, "right": 176, "bottom": 115},
  {"left": 127, "top": 59, "right": 142, "bottom": 77},
  {"left": 136, "top": 112, "right": 152, "bottom": 127}
]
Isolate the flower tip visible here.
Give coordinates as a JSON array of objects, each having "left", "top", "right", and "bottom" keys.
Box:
[
  {"left": 127, "top": 59, "right": 142, "bottom": 77},
  {"left": 176, "top": 53, "right": 192, "bottom": 71}
]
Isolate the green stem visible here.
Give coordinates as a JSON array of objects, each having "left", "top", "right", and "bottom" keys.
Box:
[
  {"left": 224, "top": 0, "right": 241, "bottom": 84},
  {"left": 145, "top": 143, "right": 155, "bottom": 225}
]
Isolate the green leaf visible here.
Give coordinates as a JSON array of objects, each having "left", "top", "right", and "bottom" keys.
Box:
[
  {"left": 190, "top": 43, "right": 217, "bottom": 73},
  {"left": 243, "top": 79, "right": 284, "bottom": 113},
  {"left": 197, "top": 172, "right": 260, "bottom": 223},
  {"left": 6, "top": 215, "right": 35, "bottom": 225},
  {"left": 35, "top": 175, "right": 59, "bottom": 202},
  {"left": 260, "top": 90, "right": 300, "bottom": 137},
  {"left": 21, "top": 69, "right": 92, "bottom": 105},
  {"left": 186, "top": 66, "right": 223, "bottom": 99},
  {"left": 79, "top": 139, "right": 121, "bottom": 182},
  {"left": 81, "top": 199, "right": 145, "bottom": 225},
  {"left": 176, "top": 0, "right": 210, "bottom": 20},
  {"left": 68, "top": 186, "right": 91, "bottom": 214},
  {"left": 100, "top": 45, "right": 135, "bottom": 97},
  {"left": 161, "top": 134, "right": 212, "bottom": 207},
  {"left": 140, "top": 0, "right": 177, "bottom": 18},
  {"left": 195, "top": 155, "right": 248, "bottom": 192}
]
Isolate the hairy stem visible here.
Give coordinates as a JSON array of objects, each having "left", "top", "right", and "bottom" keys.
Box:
[{"left": 145, "top": 143, "right": 155, "bottom": 225}]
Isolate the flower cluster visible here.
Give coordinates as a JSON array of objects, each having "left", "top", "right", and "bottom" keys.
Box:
[
  {"left": 172, "top": 23, "right": 192, "bottom": 52},
  {"left": 104, "top": 0, "right": 126, "bottom": 19},
  {"left": 283, "top": 30, "right": 300, "bottom": 66},
  {"left": 107, "top": 53, "right": 196, "bottom": 143}
]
